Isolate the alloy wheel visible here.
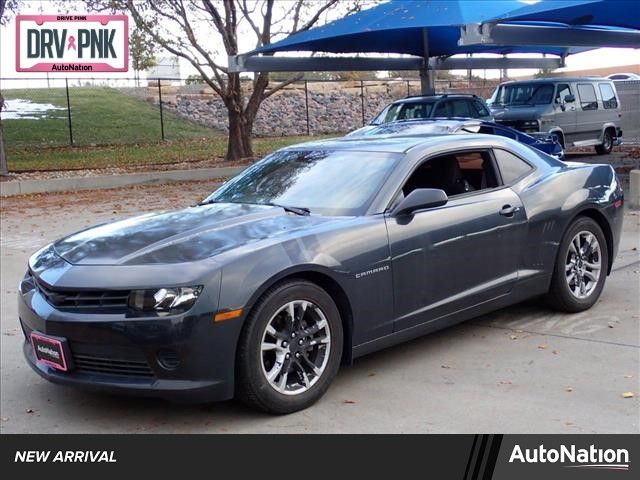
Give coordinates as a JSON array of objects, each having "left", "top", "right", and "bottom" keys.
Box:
[
  {"left": 260, "top": 300, "right": 331, "bottom": 395},
  {"left": 565, "top": 230, "right": 602, "bottom": 299}
]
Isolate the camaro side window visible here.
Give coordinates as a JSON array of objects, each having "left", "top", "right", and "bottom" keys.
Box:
[
  {"left": 577, "top": 83, "right": 598, "bottom": 111},
  {"left": 493, "top": 149, "right": 533, "bottom": 184},
  {"left": 402, "top": 151, "right": 500, "bottom": 198}
]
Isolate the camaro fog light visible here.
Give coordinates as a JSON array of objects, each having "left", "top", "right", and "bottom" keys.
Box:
[{"left": 128, "top": 286, "right": 203, "bottom": 312}]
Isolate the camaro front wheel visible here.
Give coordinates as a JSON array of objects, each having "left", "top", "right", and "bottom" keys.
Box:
[
  {"left": 546, "top": 216, "right": 609, "bottom": 312},
  {"left": 236, "top": 280, "right": 343, "bottom": 414}
]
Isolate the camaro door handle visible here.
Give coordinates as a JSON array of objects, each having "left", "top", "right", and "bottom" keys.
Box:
[{"left": 499, "top": 205, "right": 520, "bottom": 217}]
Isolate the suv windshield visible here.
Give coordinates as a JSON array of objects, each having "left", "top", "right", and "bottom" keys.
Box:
[
  {"left": 492, "top": 83, "right": 554, "bottom": 106},
  {"left": 371, "top": 101, "right": 435, "bottom": 125},
  {"left": 203, "top": 149, "right": 401, "bottom": 216}
]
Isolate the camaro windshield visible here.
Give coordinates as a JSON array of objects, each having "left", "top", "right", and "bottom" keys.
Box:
[{"left": 203, "top": 149, "right": 402, "bottom": 216}]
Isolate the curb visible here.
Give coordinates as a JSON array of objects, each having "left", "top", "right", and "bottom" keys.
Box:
[{"left": 0, "top": 166, "right": 246, "bottom": 197}]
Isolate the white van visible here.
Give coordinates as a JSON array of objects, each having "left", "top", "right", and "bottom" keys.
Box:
[{"left": 488, "top": 77, "right": 623, "bottom": 154}]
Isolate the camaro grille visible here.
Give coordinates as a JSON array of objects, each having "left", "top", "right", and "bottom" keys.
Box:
[
  {"left": 72, "top": 353, "right": 155, "bottom": 378},
  {"left": 33, "top": 276, "right": 130, "bottom": 310}
]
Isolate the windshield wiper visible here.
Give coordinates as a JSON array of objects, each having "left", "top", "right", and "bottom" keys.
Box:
[
  {"left": 197, "top": 199, "right": 221, "bottom": 206},
  {"left": 262, "top": 202, "right": 311, "bottom": 216},
  {"left": 197, "top": 199, "right": 310, "bottom": 216}
]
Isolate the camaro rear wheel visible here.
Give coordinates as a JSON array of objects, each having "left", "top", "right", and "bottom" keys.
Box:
[
  {"left": 236, "top": 280, "right": 343, "bottom": 414},
  {"left": 546, "top": 217, "right": 608, "bottom": 312}
]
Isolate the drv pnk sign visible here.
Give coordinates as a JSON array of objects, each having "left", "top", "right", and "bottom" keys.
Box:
[{"left": 16, "top": 15, "right": 129, "bottom": 72}]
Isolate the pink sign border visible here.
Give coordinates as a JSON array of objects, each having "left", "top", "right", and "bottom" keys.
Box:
[
  {"left": 16, "top": 14, "right": 129, "bottom": 73},
  {"left": 30, "top": 332, "right": 69, "bottom": 372}
]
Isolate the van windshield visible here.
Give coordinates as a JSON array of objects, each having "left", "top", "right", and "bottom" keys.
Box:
[{"left": 492, "top": 83, "right": 554, "bottom": 106}]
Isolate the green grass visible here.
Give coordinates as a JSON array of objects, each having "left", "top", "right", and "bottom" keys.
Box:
[
  {"left": 3, "top": 87, "right": 212, "bottom": 148},
  {"left": 6, "top": 136, "right": 338, "bottom": 172},
  {"left": 2, "top": 86, "right": 341, "bottom": 171}
]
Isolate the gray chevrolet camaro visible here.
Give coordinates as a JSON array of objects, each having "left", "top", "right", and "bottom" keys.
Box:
[{"left": 19, "top": 133, "right": 623, "bottom": 414}]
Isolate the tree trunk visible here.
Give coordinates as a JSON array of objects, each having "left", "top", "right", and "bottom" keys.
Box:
[
  {"left": 224, "top": 73, "right": 256, "bottom": 161},
  {"left": 226, "top": 107, "right": 254, "bottom": 161}
]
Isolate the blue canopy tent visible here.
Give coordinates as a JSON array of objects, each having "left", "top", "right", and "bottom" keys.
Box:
[{"left": 229, "top": 0, "right": 640, "bottom": 93}]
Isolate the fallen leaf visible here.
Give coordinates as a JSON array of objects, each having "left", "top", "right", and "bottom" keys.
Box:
[
  {"left": 624, "top": 375, "right": 633, "bottom": 379},
  {"left": 343, "top": 400, "right": 357, "bottom": 404},
  {"left": 622, "top": 392, "right": 634, "bottom": 398},
  {"left": 25, "top": 408, "right": 35, "bottom": 414},
  {"left": 367, "top": 373, "right": 376, "bottom": 377},
  {"left": 566, "top": 387, "right": 574, "bottom": 392},
  {"left": 552, "top": 350, "right": 559, "bottom": 355},
  {"left": 538, "top": 344, "right": 547, "bottom": 349},
  {"left": 499, "top": 380, "right": 513, "bottom": 385},
  {"left": 441, "top": 364, "right": 451, "bottom": 369},
  {"left": 510, "top": 335, "right": 518, "bottom": 340},
  {"left": 608, "top": 322, "right": 615, "bottom": 328}
]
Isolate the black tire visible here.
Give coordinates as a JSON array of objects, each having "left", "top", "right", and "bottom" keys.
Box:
[
  {"left": 545, "top": 216, "right": 609, "bottom": 313},
  {"left": 236, "top": 279, "right": 343, "bottom": 414},
  {"left": 595, "top": 129, "right": 613, "bottom": 155}
]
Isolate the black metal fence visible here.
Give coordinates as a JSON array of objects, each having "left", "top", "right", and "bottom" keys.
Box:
[{"left": 0, "top": 75, "right": 509, "bottom": 149}]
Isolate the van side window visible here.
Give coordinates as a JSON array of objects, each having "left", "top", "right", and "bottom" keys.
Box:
[
  {"left": 555, "top": 84, "right": 571, "bottom": 103},
  {"left": 577, "top": 84, "right": 598, "bottom": 111},
  {"left": 598, "top": 83, "right": 618, "bottom": 109}
]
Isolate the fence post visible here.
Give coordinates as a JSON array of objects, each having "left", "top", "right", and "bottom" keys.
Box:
[
  {"left": 65, "top": 78, "right": 74, "bottom": 146},
  {"left": 406, "top": 80, "right": 410, "bottom": 97},
  {"left": 360, "top": 80, "right": 365, "bottom": 127},
  {"left": 304, "top": 80, "right": 310, "bottom": 136},
  {"left": 158, "top": 81, "right": 166, "bottom": 141}
]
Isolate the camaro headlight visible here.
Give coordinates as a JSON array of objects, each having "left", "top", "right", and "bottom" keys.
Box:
[
  {"left": 523, "top": 120, "right": 539, "bottom": 127},
  {"left": 128, "top": 286, "right": 203, "bottom": 312}
]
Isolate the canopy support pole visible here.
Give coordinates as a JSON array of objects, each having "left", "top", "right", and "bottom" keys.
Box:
[{"left": 420, "top": 28, "right": 435, "bottom": 95}]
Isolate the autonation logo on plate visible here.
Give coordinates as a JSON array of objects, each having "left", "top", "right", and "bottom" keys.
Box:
[{"left": 16, "top": 14, "right": 128, "bottom": 72}]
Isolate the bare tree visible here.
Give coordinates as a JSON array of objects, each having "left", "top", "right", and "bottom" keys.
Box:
[{"left": 88, "top": 0, "right": 364, "bottom": 160}]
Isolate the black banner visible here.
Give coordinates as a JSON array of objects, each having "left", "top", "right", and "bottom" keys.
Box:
[{"left": 1, "top": 434, "right": 638, "bottom": 479}]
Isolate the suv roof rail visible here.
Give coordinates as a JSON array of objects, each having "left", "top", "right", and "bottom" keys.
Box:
[{"left": 401, "top": 93, "right": 478, "bottom": 100}]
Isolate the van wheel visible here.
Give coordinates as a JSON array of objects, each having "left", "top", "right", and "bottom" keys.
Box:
[{"left": 595, "top": 130, "right": 613, "bottom": 155}]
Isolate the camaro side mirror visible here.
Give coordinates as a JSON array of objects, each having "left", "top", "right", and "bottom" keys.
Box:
[
  {"left": 564, "top": 94, "right": 575, "bottom": 103},
  {"left": 392, "top": 188, "right": 448, "bottom": 216}
]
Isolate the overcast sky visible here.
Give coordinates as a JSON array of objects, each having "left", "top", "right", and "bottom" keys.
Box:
[{"left": 1, "top": 0, "right": 639, "bottom": 88}]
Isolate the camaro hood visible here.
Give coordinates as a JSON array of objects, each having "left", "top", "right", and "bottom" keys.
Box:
[{"left": 53, "top": 203, "right": 340, "bottom": 266}]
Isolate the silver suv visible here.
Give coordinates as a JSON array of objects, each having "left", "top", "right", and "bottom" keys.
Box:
[{"left": 488, "top": 77, "right": 623, "bottom": 155}]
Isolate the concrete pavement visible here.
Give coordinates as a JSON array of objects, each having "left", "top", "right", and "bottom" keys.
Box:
[{"left": 1, "top": 179, "right": 638, "bottom": 433}]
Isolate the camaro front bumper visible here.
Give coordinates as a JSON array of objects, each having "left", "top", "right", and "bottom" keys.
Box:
[{"left": 18, "top": 286, "right": 243, "bottom": 403}]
